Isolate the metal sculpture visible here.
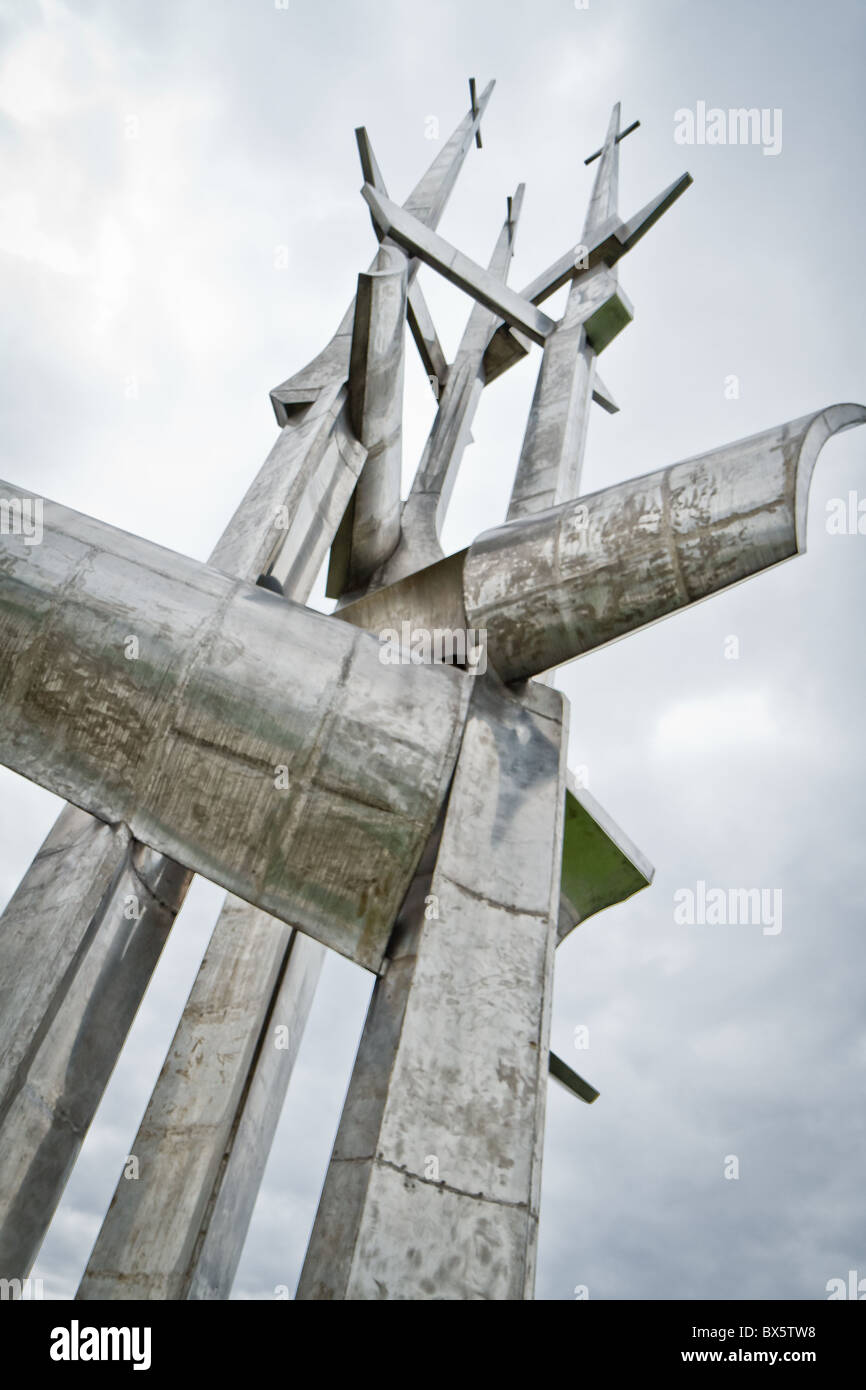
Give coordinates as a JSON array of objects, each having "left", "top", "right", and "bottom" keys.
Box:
[{"left": 0, "top": 81, "right": 861, "bottom": 1300}]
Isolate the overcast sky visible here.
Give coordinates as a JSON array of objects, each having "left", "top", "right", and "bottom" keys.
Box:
[{"left": 1, "top": 0, "right": 864, "bottom": 1300}]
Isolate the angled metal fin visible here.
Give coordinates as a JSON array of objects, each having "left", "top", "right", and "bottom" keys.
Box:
[{"left": 549, "top": 1053, "right": 600, "bottom": 1105}]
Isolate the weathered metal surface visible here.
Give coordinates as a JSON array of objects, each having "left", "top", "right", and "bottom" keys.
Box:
[
  {"left": 3, "top": 80, "right": 856, "bottom": 1308},
  {"left": 401, "top": 79, "right": 494, "bottom": 228},
  {"left": 480, "top": 145, "right": 690, "bottom": 388},
  {"left": 406, "top": 282, "right": 449, "bottom": 394},
  {"left": 591, "top": 373, "right": 619, "bottom": 415},
  {"left": 183, "top": 928, "right": 324, "bottom": 1300},
  {"left": 0, "top": 384, "right": 356, "bottom": 1281},
  {"left": 466, "top": 405, "right": 866, "bottom": 682},
  {"left": 72, "top": 414, "right": 360, "bottom": 1300},
  {"left": 506, "top": 316, "right": 596, "bottom": 522},
  {"left": 35, "top": 81, "right": 496, "bottom": 1299},
  {"left": 376, "top": 187, "right": 525, "bottom": 586},
  {"left": 270, "top": 83, "right": 493, "bottom": 427},
  {"left": 76, "top": 905, "right": 323, "bottom": 1300},
  {"left": 558, "top": 777, "right": 654, "bottom": 942},
  {"left": 361, "top": 185, "right": 555, "bottom": 347},
  {"left": 0, "top": 808, "right": 129, "bottom": 1131},
  {"left": 336, "top": 548, "right": 469, "bottom": 645},
  {"left": 0, "top": 812, "right": 191, "bottom": 1278},
  {"left": 343, "top": 246, "right": 408, "bottom": 589},
  {"left": 549, "top": 1053, "right": 599, "bottom": 1105},
  {"left": 0, "top": 484, "right": 471, "bottom": 973},
  {"left": 297, "top": 676, "right": 568, "bottom": 1300},
  {"left": 507, "top": 106, "right": 629, "bottom": 520},
  {"left": 355, "top": 126, "right": 448, "bottom": 397},
  {"left": 213, "top": 383, "right": 367, "bottom": 594},
  {"left": 0, "top": 394, "right": 360, "bottom": 1280},
  {"left": 338, "top": 406, "right": 866, "bottom": 685}
]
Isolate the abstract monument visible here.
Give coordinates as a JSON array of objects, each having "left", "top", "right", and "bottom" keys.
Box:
[{"left": 0, "top": 81, "right": 862, "bottom": 1300}]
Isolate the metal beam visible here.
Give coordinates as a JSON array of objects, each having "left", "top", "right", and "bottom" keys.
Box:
[
  {"left": 344, "top": 245, "right": 408, "bottom": 588},
  {"left": 549, "top": 1053, "right": 599, "bottom": 1105},
  {"left": 355, "top": 124, "right": 448, "bottom": 396},
  {"left": 468, "top": 405, "right": 866, "bottom": 682},
  {"left": 506, "top": 266, "right": 632, "bottom": 520},
  {"left": 298, "top": 676, "right": 568, "bottom": 1300},
  {"left": 271, "top": 82, "right": 495, "bottom": 422},
  {"left": 361, "top": 184, "right": 555, "bottom": 346},
  {"left": 377, "top": 185, "right": 527, "bottom": 585},
  {"left": 0, "top": 483, "right": 471, "bottom": 974}
]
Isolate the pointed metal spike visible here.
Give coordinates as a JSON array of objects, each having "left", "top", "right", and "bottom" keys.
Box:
[
  {"left": 355, "top": 125, "right": 386, "bottom": 192},
  {"left": 403, "top": 79, "right": 495, "bottom": 228},
  {"left": 354, "top": 125, "right": 449, "bottom": 399},
  {"left": 583, "top": 102, "right": 622, "bottom": 240},
  {"left": 617, "top": 171, "right": 693, "bottom": 253}
]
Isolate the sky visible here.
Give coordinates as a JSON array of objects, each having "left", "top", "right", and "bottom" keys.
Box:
[{"left": 0, "top": 0, "right": 864, "bottom": 1300}]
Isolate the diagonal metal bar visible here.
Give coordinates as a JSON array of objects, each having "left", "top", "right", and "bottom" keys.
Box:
[
  {"left": 270, "top": 81, "right": 494, "bottom": 422},
  {"left": 334, "top": 405, "right": 866, "bottom": 683},
  {"left": 470, "top": 404, "right": 866, "bottom": 680},
  {"left": 507, "top": 104, "right": 629, "bottom": 519},
  {"left": 356, "top": 125, "right": 448, "bottom": 396},
  {"left": 482, "top": 170, "right": 691, "bottom": 387},
  {"left": 549, "top": 1053, "right": 599, "bottom": 1104},
  {"left": 361, "top": 184, "right": 555, "bottom": 346},
  {"left": 372, "top": 185, "right": 526, "bottom": 586}
]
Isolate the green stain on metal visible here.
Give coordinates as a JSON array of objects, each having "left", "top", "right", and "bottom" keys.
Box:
[
  {"left": 559, "top": 783, "right": 653, "bottom": 931},
  {"left": 549, "top": 1051, "right": 599, "bottom": 1104}
]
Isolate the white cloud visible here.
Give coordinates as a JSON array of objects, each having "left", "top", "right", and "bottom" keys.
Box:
[{"left": 652, "top": 688, "right": 780, "bottom": 755}]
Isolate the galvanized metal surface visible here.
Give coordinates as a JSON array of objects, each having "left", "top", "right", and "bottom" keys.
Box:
[
  {"left": 2, "top": 85, "right": 855, "bottom": 1306},
  {"left": 71, "top": 81, "right": 497, "bottom": 1302},
  {"left": 77, "top": 907, "right": 323, "bottom": 1300},
  {"left": 297, "top": 676, "right": 568, "bottom": 1300},
  {"left": 378, "top": 186, "right": 525, "bottom": 586},
  {"left": 465, "top": 406, "right": 866, "bottom": 683},
  {"left": 0, "top": 811, "right": 191, "bottom": 1277},
  {"left": 0, "top": 484, "right": 470, "bottom": 973}
]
